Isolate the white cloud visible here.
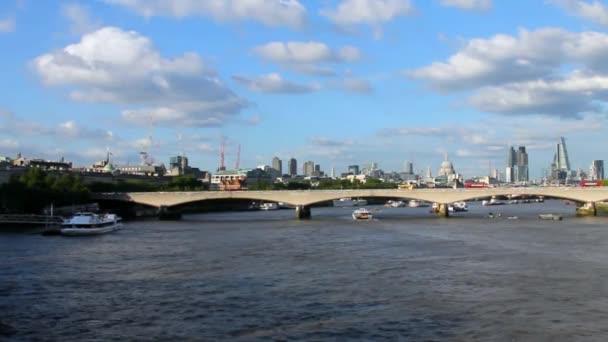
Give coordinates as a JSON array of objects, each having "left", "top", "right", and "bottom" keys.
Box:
[
  {"left": 548, "top": 0, "right": 608, "bottom": 26},
  {"left": 252, "top": 41, "right": 362, "bottom": 75},
  {"left": 33, "top": 26, "right": 246, "bottom": 127},
  {"left": 62, "top": 3, "right": 102, "bottom": 35},
  {"left": 0, "top": 139, "right": 19, "bottom": 149},
  {"left": 105, "top": 0, "right": 307, "bottom": 29},
  {"left": 332, "top": 77, "right": 373, "bottom": 94},
  {"left": 468, "top": 70, "right": 608, "bottom": 116},
  {"left": 407, "top": 28, "right": 608, "bottom": 117},
  {"left": 232, "top": 73, "right": 320, "bottom": 93},
  {"left": 409, "top": 28, "right": 608, "bottom": 91},
  {"left": 0, "top": 17, "right": 15, "bottom": 33},
  {"left": 440, "top": 0, "right": 492, "bottom": 11},
  {"left": 320, "top": 0, "right": 414, "bottom": 38}
]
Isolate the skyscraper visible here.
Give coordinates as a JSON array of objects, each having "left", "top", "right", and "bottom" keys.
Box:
[
  {"left": 505, "top": 146, "right": 516, "bottom": 183},
  {"left": 348, "top": 165, "right": 359, "bottom": 175},
  {"left": 303, "top": 161, "right": 315, "bottom": 176},
  {"left": 288, "top": 158, "right": 297, "bottom": 176},
  {"left": 272, "top": 157, "right": 282, "bottom": 175},
  {"left": 590, "top": 160, "right": 604, "bottom": 180},
  {"left": 404, "top": 160, "right": 414, "bottom": 174},
  {"left": 515, "top": 146, "right": 529, "bottom": 182},
  {"left": 553, "top": 137, "right": 571, "bottom": 171},
  {"left": 551, "top": 137, "right": 571, "bottom": 181}
]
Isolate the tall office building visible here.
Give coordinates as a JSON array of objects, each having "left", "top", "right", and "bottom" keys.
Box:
[
  {"left": 272, "top": 157, "right": 282, "bottom": 175},
  {"left": 403, "top": 161, "right": 414, "bottom": 174},
  {"left": 551, "top": 137, "right": 572, "bottom": 181},
  {"left": 288, "top": 158, "right": 297, "bottom": 176},
  {"left": 348, "top": 165, "right": 359, "bottom": 175},
  {"left": 505, "top": 146, "right": 516, "bottom": 183},
  {"left": 554, "top": 137, "right": 571, "bottom": 171},
  {"left": 303, "top": 161, "right": 315, "bottom": 176},
  {"left": 515, "top": 146, "right": 529, "bottom": 182},
  {"left": 505, "top": 146, "right": 528, "bottom": 182},
  {"left": 590, "top": 160, "right": 604, "bottom": 180}
]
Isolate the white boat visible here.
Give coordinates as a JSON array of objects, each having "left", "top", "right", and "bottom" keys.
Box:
[
  {"left": 352, "top": 208, "right": 373, "bottom": 220},
  {"left": 448, "top": 201, "right": 468, "bottom": 212},
  {"left": 259, "top": 202, "right": 279, "bottom": 210},
  {"left": 482, "top": 198, "right": 504, "bottom": 206},
  {"left": 408, "top": 200, "right": 429, "bottom": 208},
  {"left": 391, "top": 200, "right": 406, "bottom": 207},
  {"left": 333, "top": 198, "right": 367, "bottom": 207},
  {"left": 539, "top": 214, "right": 562, "bottom": 221},
  {"left": 60, "top": 212, "right": 122, "bottom": 236}
]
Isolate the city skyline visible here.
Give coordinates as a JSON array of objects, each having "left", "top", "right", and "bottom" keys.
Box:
[{"left": 2, "top": 1, "right": 608, "bottom": 178}]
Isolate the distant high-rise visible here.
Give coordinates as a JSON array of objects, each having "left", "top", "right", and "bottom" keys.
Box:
[
  {"left": 551, "top": 137, "right": 572, "bottom": 181},
  {"left": 505, "top": 146, "right": 528, "bottom": 182},
  {"left": 515, "top": 146, "right": 529, "bottom": 182},
  {"left": 505, "top": 146, "right": 516, "bottom": 183},
  {"left": 330, "top": 167, "right": 335, "bottom": 178},
  {"left": 288, "top": 158, "right": 297, "bottom": 176},
  {"left": 553, "top": 137, "right": 571, "bottom": 172},
  {"left": 404, "top": 161, "right": 414, "bottom": 174},
  {"left": 348, "top": 165, "right": 359, "bottom": 175},
  {"left": 272, "top": 157, "right": 282, "bottom": 174},
  {"left": 303, "top": 161, "right": 315, "bottom": 176},
  {"left": 590, "top": 160, "right": 604, "bottom": 180}
]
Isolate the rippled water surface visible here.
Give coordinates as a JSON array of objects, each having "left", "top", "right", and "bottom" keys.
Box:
[{"left": 3, "top": 200, "right": 608, "bottom": 341}]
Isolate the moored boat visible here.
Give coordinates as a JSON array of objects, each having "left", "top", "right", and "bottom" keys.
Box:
[
  {"left": 482, "top": 198, "right": 504, "bottom": 206},
  {"left": 449, "top": 201, "right": 468, "bottom": 212},
  {"left": 334, "top": 198, "right": 367, "bottom": 207},
  {"left": 352, "top": 208, "right": 373, "bottom": 220},
  {"left": 408, "top": 200, "right": 429, "bottom": 208},
  {"left": 539, "top": 214, "right": 563, "bottom": 221},
  {"left": 60, "top": 212, "right": 122, "bottom": 236},
  {"left": 259, "top": 202, "right": 279, "bottom": 210}
]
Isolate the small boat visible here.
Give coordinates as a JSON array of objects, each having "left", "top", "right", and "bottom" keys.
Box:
[
  {"left": 259, "top": 202, "right": 279, "bottom": 210},
  {"left": 539, "top": 214, "right": 563, "bottom": 221},
  {"left": 334, "top": 198, "right": 367, "bottom": 207},
  {"left": 352, "top": 208, "right": 373, "bottom": 220},
  {"left": 507, "top": 216, "right": 519, "bottom": 220},
  {"left": 409, "top": 200, "right": 429, "bottom": 208},
  {"left": 449, "top": 201, "right": 468, "bottom": 212},
  {"left": 60, "top": 212, "right": 122, "bottom": 236},
  {"left": 482, "top": 198, "right": 504, "bottom": 206}
]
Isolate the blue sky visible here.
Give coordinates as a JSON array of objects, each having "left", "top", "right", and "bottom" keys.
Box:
[{"left": 1, "top": 0, "right": 608, "bottom": 179}]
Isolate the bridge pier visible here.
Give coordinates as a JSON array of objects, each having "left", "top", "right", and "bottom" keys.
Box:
[
  {"left": 295, "top": 205, "right": 311, "bottom": 219},
  {"left": 576, "top": 202, "right": 597, "bottom": 217},
  {"left": 157, "top": 205, "right": 182, "bottom": 220},
  {"left": 437, "top": 204, "right": 450, "bottom": 218}
]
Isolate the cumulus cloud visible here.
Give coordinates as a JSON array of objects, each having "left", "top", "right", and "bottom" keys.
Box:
[
  {"left": 548, "top": 0, "right": 608, "bottom": 26},
  {"left": 105, "top": 0, "right": 307, "bottom": 29},
  {"left": 440, "top": 0, "right": 492, "bottom": 11},
  {"left": 33, "top": 26, "right": 246, "bottom": 127},
  {"left": 0, "top": 17, "right": 15, "bottom": 33},
  {"left": 252, "top": 41, "right": 362, "bottom": 75},
  {"left": 320, "top": 0, "right": 414, "bottom": 38},
  {"left": 331, "top": 77, "right": 374, "bottom": 94},
  {"left": 408, "top": 28, "right": 608, "bottom": 117},
  {"left": 62, "top": 3, "right": 102, "bottom": 35},
  {"left": 232, "top": 73, "right": 320, "bottom": 93}
]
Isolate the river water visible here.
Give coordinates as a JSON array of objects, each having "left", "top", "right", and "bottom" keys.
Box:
[{"left": 2, "top": 200, "right": 608, "bottom": 341}]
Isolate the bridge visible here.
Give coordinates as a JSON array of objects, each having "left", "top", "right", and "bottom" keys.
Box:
[{"left": 94, "top": 187, "right": 608, "bottom": 219}]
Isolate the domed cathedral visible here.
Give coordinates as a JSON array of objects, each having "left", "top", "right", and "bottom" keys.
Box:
[
  {"left": 435, "top": 153, "right": 463, "bottom": 187},
  {"left": 438, "top": 153, "right": 456, "bottom": 176}
]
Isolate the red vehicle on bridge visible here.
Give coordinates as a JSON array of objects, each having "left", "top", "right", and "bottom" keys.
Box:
[
  {"left": 580, "top": 181, "right": 602, "bottom": 187},
  {"left": 464, "top": 182, "right": 487, "bottom": 188}
]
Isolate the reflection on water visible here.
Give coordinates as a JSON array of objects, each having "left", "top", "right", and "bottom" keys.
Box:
[{"left": 2, "top": 200, "right": 608, "bottom": 340}]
